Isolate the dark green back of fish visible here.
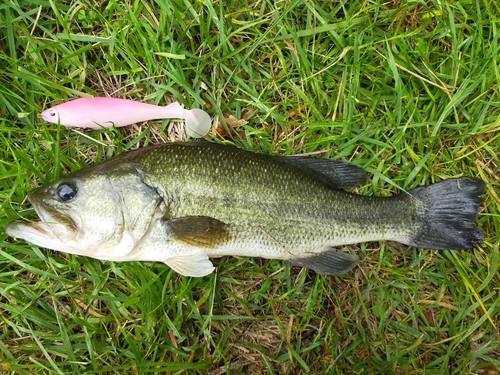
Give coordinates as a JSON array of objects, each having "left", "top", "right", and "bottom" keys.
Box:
[
  {"left": 63, "top": 142, "right": 484, "bottom": 274},
  {"left": 118, "top": 143, "right": 411, "bottom": 248}
]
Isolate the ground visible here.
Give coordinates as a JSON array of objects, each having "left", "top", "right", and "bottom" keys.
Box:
[{"left": 0, "top": 1, "right": 499, "bottom": 374}]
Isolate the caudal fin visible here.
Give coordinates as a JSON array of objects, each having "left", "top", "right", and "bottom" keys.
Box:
[{"left": 406, "top": 178, "right": 485, "bottom": 250}]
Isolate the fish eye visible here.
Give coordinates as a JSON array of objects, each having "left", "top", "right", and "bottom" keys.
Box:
[
  {"left": 56, "top": 183, "right": 78, "bottom": 202},
  {"left": 49, "top": 110, "right": 56, "bottom": 117}
]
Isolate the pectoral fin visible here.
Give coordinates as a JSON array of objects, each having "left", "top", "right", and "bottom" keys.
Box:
[
  {"left": 129, "top": 212, "right": 219, "bottom": 277},
  {"left": 165, "top": 251, "right": 215, "bottom": 277},
  {"left": 290, "top": 249, "right": 359, "bottom": 274},
  {"left": 165, "top": 216, "right": 230, "bottom": 248}
]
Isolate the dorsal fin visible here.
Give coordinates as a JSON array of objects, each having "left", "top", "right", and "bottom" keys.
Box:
[{"left": 279, "top": 156, "right": 366, "bottom": 189}]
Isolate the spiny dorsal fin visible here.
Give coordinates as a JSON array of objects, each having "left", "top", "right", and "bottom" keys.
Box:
[{"left": 279, "top": 156, "right": 366, "bottom": 189}]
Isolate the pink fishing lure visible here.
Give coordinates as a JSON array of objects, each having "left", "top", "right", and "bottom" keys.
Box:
[{"left": 41, "top": 97, "right": 212, "bottom": 138}]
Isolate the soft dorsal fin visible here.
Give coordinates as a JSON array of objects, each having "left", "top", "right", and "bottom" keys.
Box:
[
  {"left": 279, "top": 156, "right": 366, "bottom": 189},
  {"left": 289, "top": 249, "right": 359, "bottom": 274}
]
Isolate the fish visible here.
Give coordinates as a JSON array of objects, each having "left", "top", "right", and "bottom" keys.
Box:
[
  {"left": 5, "top": 142, "right": 485, "bottom": 277},
  {"left": 41, "top": 97, "right": 212, "bottom": 138}
]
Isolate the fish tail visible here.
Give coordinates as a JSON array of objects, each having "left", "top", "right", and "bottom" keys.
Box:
[{"left": 406, "top": 178, "right": 485, "bottom": 249}]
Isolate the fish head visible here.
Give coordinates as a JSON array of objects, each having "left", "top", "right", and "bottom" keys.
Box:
[
  {"left": 41, "top": 104, "right": 74, "bottom": 126},
  {"left": 5, "top": 170, "right": 149, "bottom": 260},
  {"left": 41, "top": 99, "right": 106, "bottom": 128}
]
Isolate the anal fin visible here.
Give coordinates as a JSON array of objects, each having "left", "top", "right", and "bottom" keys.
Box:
[{"left": 289, "top": 249, "right": 359, "bottom": 274}]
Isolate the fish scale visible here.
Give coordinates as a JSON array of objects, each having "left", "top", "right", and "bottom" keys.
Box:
[
  {"left": 137, "top": 144, "right": 413, "bottom": 247},
  {"left": 5, "top": 142, "right": 485, "bottom": 277}
]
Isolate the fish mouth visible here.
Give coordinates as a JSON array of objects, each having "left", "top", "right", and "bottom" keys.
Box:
[
  {"left": 5, "top": 220, "right": 60, "bottom": 243},
  {"left": 40, "top": 110, "right": 52, "bottom": 122},
  {"left": 31, "top": 195, "right": 78, "bottom": 238},
  {"left": 5, "top": 193, "right": 79, "bottom": 251}
]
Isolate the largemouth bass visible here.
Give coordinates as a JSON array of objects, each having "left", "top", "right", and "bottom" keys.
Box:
[{"left": 5, "top": 142, "right": 485, "bottom": 277}]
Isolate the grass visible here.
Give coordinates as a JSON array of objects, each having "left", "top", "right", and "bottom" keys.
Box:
[{"left": 0, "top": 0, "right": 499, "bottom": 373}]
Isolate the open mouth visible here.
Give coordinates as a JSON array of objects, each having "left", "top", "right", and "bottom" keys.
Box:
[
  {"left": 26, "top": 191, "right": 78, "bottom": 241},
  {"left": 5, "top": 199, "right": 79, "bottom": 254},
  {"left": 4, "top": 219, "right": 64, "bottom": 248},
  {"left": 39, "top": 207, "right": 77, "bottom": 236},
  {"left": 30, "top": 221, "right": 53, "bottom": 235}
]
